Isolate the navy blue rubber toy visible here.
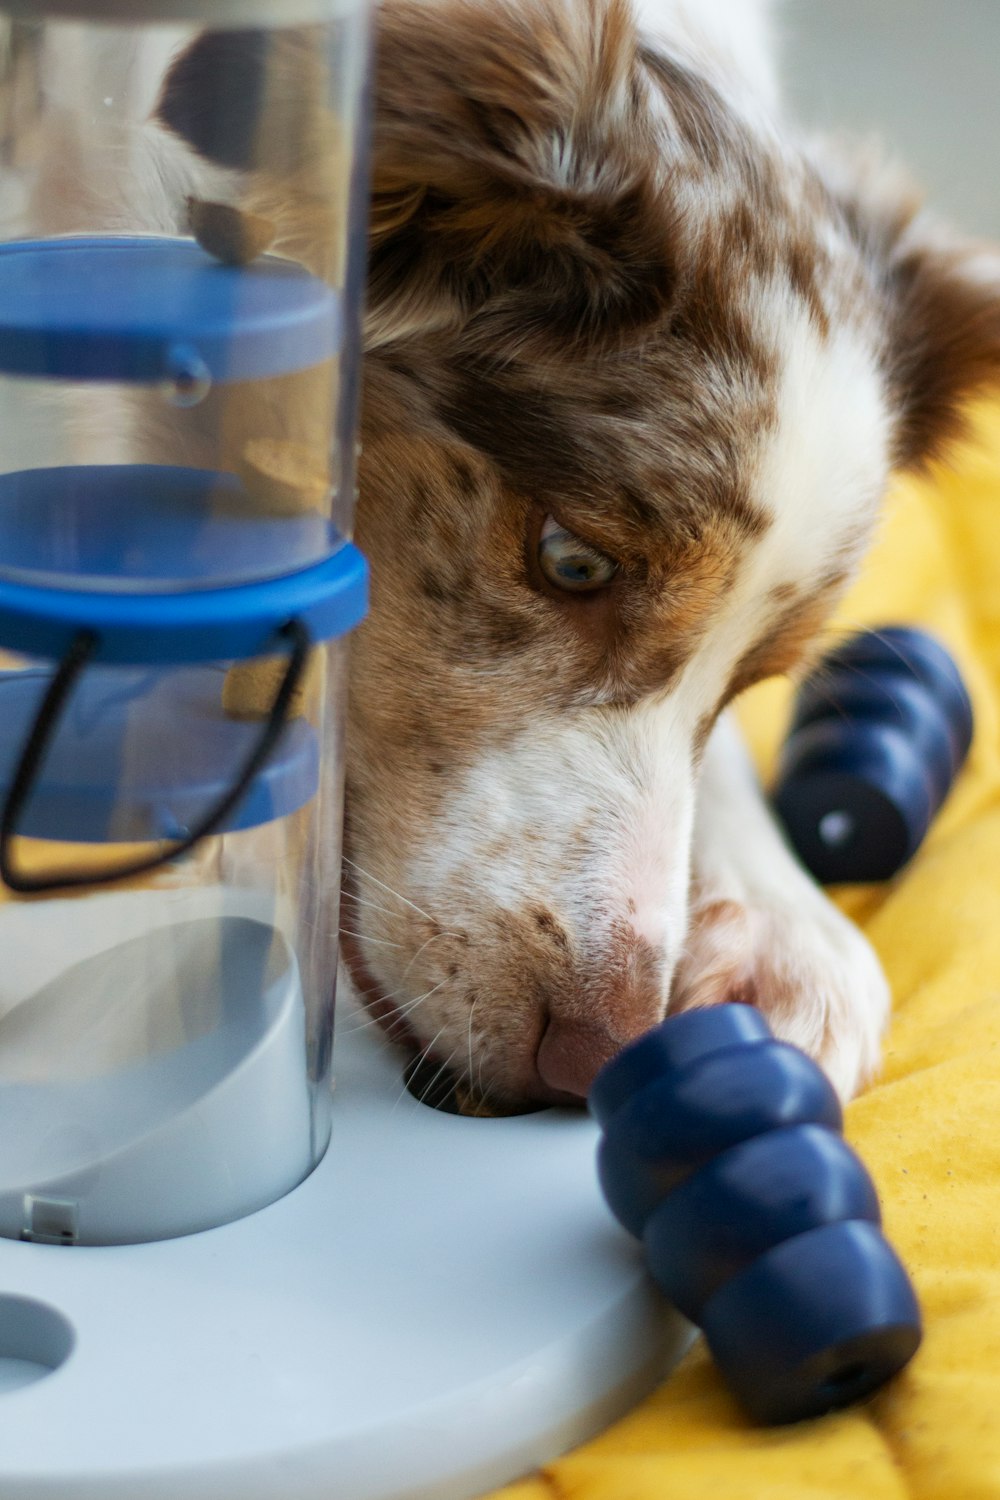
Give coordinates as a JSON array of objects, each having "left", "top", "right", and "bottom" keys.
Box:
[
  {"left": 590, "top": 1004, "right": 921, "bottom": 1425},
  {"left": 772, "top": 627, "right": 973, "bottom": 883}
]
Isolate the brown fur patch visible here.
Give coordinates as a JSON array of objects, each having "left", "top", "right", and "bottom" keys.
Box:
[
  {"left": 784, "top": 237, "right": 831, "bottom": 338},
  {"left": 821, "top": 147, "right": 1000, "bottom": 468},
  {"left": 886, "top": 242, "right": 1000, "bottom": 468},
  {"left": 725, "top": 587, "right": 844, "bottom": 702},
  {"left": 368, "top": 0, "right": 678, "bottom": 355}
]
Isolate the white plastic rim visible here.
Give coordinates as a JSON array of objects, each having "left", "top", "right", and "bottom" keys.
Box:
[
  {"left": 0, "top": 0, "right": 367, "bottom": 25},
  {"left": 0, "top": 986, "right": 691, "bottom": 1500}
]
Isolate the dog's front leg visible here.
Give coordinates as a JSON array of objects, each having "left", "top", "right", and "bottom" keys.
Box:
[{"left": 673, "top": 713, "right": 890, "bottom": 1100}]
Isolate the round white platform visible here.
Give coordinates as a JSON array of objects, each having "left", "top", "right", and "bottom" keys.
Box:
[{"left": 0, "top": 987, "right": 691, "bottom": 1499}]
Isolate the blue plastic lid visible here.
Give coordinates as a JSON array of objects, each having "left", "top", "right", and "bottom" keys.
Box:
[
  {"left": 0, "top": 546, "right": 367, "bottom": 665},
  {"left": 0, "top": 237, "right": 339, "bottom": 383},
  {"left": 0, "top": 463, "right": 366, "bottom": 664},
  {"left": 0, "top": 664, "right": 318, "bottom": 841}
]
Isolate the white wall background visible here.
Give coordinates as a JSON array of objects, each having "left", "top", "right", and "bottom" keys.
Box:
[
  {"left": 781, "top": 0, "right": 1000, "bottom": 240},
  {"left": 3, "top": 3, "right": 998, "bottom": 472}
]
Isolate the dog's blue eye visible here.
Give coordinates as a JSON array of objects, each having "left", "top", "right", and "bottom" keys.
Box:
[{"left": 538, "top": 517, "right": 618, "bottom": 593}]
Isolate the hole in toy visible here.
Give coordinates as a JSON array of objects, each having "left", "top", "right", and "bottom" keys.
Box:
[
  {"left": 0, "top": 1296, "right": 74, "bottom": 1395},
  {"left": 818, "top": 810, "right": 855, "bottom": 847}
]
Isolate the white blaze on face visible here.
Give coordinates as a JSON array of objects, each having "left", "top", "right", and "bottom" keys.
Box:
[
  {"left": 756, "top": 309, "right": 893, "bottom": 581},
  {"left": 695, "top": 296, "right": 893, "bottom": 686},
  {"left": 405, "top": 690, "right": 700, "bottom": 991}
]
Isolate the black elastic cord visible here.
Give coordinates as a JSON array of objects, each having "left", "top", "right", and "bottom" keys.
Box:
[{"left": 0, "top": 619, "right": 312, "bottom": 895}]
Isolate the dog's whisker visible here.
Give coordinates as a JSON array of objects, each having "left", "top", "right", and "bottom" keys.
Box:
[
  {"left": 417, "top": 1046, "right": 459, "bottom": 1109},
  {"left": 477, "top": 1031, "right": 488, "bottom": 1101},
  {"left": 396, "top": 975, "right": 449, "bottom": 1012},
  {"left": 338, "top": 928, "right": 403, "bottom": 948},
  {"left": 338, "top": 976, "right": 449, "bottom": 1036},
  {"left": 339, "top": 890, "right": 405, "bottom": 922},
  {"left": 342, "top": 857, "right": 437, "bottom": 924},
  {"left": 371, "top": 978, "right": 449, "bottom": 1031},
  {"left": 401, "top": 928, "right": 464, "bottom": 981},
  {"left": 466, "top": 996, "right": 477, "bottom": 1092},
  {"left": 391, "top": 1025, "right": 448, "bottom": 1113}
]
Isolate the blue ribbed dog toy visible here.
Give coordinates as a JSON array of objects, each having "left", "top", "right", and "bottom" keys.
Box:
[
  {"left": 772, "top": 626, "right": 973, "bottom": 883},
  {"left": 590, "top": 1004, "right": 922, "bottom": 1425}
]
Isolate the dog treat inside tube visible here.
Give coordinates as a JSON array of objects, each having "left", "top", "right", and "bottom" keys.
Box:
[
  {"left": 237, "top": 437, "right": 331, "bottom": 515},
  {"left": 187, "top": 197, "right": 277, "bottom": 266},
  {"left": 223, "top": 652, "right": 321, "bottom": 721}
]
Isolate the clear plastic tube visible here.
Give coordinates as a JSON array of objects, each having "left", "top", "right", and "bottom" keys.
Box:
[{"left": 0, "top": 3, "right": 370, "bottom": 1241}]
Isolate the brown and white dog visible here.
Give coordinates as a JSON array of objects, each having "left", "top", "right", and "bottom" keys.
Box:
[
  {"left": 29, "top": 1, "right": 1000, "bottom": 1111},
  {"left": 338, "top": 0, "right": 1000, "bottom": 1109}
]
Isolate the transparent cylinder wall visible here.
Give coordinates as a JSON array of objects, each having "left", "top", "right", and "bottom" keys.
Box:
[
  {"left": 0, "top": 638, "right": 348, "bottom": 1246},
  {"left": 0, "top": 5, "right": 369, "bottom": 1243},
  {"left": 0, "top": 6, "right": 369, "bottom": 579}
]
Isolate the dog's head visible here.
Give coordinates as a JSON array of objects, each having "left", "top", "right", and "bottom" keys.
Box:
[{"left": 161, "top": 0, "right": 1000, "bottom": 1109}]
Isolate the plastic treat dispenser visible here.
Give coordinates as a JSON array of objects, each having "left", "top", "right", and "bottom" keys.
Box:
[
  {"left": 0, "top": 6, "right": 690, "bottom": 1497},
  {"left": 0, "top": 0, "right": 372, "bottom": 1247}
]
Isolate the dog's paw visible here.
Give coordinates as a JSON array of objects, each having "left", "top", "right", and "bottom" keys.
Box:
[{"left": 671, "top": 893, "right": 890, "bottom": 1100}]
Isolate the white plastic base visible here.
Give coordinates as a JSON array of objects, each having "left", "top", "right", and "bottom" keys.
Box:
[
  {"left": 0, "top": 989, "right": 691, "bottom": 1499},
  {"left": 0, "top": 916, "right": 313, "bottom": 1244}
]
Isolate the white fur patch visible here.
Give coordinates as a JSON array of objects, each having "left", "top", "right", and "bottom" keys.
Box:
[
  {"left": 752, "top": 304, "right": 893, "bottom": 590},
  {"left": 405, "top": 694, "right": 697, "bottom": 982},
  {"left": 633, "top": 0, "right": 780, "bottom": 118}
]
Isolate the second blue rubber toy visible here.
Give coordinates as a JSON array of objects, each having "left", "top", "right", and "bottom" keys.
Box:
[
  {"left": 772, "top": 626, "right": 973, "bottom": 883},
  {"left": 590, "top": 1004, "right": 922, "bottom": 1425}
]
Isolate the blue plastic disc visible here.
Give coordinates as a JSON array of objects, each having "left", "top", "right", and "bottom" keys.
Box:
[
  {"left": 0, "top": 545, "right": 367, "bottom": 665},
  {"left": 0, "top": 237, "right": 339, "bottom": 383},
  {"left": 0, "top": 664, "right": 319, "bottom": 842},
  {"left": 0, "top": 464, "right": 366, "bottom": 664},
  {"left": 0, "top": 465, "right": 338, "bottom": 592}
]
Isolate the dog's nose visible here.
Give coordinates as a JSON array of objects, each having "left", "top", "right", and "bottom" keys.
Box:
[{"left": 535, "top": 1017, "right": 625, "bottom": 1100}]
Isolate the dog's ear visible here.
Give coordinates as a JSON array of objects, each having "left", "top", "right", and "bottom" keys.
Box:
[
  {"left": 830, "top": 151, "right": 1000, "bottom": 471},
  {"left": 367, "top": 0, "right": 675, "bottom": 354},
  {"left": 885, "top": 229, "right": 1000, "bottom": 470}
]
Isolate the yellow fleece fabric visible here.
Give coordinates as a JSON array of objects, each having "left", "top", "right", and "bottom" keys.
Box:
[{"left": 489, "top": 399, "right": 1000, "bottom": 1500}]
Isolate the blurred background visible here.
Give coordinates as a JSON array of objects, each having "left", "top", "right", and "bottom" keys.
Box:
[
  {"left": 782, "top": 0, "right": 1000, "bottom": 239},
  {"left": 1, "top": 0, "right": 997, "bottom": 479}
]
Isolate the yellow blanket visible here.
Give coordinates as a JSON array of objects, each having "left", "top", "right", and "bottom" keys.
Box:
[{"left": 491, "top": 400, "right": 1000, "bottom": 1500}]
